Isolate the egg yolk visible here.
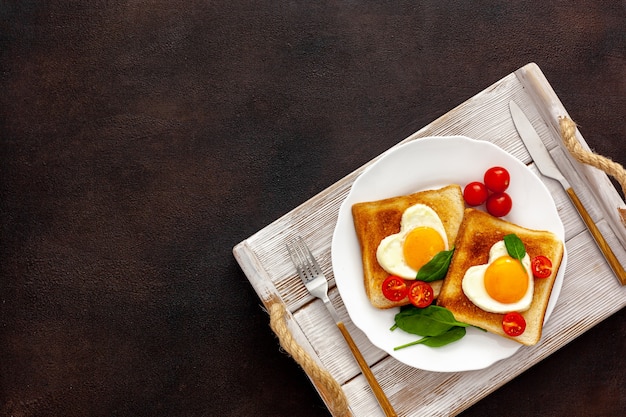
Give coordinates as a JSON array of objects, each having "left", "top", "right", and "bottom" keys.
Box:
[
  {"left": 402, "top": 226, "right": 445, "bottom": 271},
  {"left": 484, "top": 256, "right": 528, "bottom": 303}
]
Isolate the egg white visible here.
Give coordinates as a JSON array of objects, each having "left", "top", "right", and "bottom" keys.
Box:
[
  {"left": 462, "top": 240, "right": 533, "bottom": 313},
  {"left": 376, "top": 203, "right": 448, "bottom": 279}
]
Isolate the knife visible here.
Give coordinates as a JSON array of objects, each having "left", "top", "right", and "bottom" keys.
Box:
[{"left": 509, "top": 100, "right": 626, "bottom": 285}]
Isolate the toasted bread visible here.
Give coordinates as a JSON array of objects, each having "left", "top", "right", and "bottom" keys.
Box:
[
  {"left": 351, "top": 184, "right": 465, "bottom": 309},
  {"left": 437, "top": 208, "right": 564, "bottom": 346}
]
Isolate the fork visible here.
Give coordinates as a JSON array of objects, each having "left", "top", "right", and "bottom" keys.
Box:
[{"left": 287, "top": 237, "right": 397, "bottom": 417}]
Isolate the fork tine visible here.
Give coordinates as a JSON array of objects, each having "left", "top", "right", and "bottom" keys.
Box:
[
  {"left": 287, "top": 236, "right": 319, "bottom": 283},
  {"left": 301, "top": 238, "right": 323, "bottom": 276},
  {"left": 286, "top": 239, "right": 299, "bottom": 267},
  {"left": 287, "top": 238, "right": 307, "bottom": 276}
]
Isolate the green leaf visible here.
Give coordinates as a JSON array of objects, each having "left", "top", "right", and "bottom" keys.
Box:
[
  {"left": 393, "top": 305, "right": 469, "bottom": 337},
  {"left": 504, "top": 233, "right": 527, "bottom": 272},
  {"left": 394, "top": 326, "right": 467, "bottom": 350},
  {"left": 504, "top": 234, "right": 525, "bottom": 260},
  {"left": 416, "top": 247, "right": 455, "bottom": 282}
]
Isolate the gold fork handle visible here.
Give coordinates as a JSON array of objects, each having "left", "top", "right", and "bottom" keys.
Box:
[
  {"left": 566, "top": 187, "right": 626, "bottom": 285},
  {"left": 336, "top": 321, "right": 398, "bottom": 417}
]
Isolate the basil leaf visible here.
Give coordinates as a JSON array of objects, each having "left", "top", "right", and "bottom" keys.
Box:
[
  {"left": 393, "top": 305, "right": 469, "bottom": 337},
  {"left": 394, "top": 326, "right": 466, "bottom": 350},
  {"left": 504, "top": 234, "right": 525, "bottom": 260},
  {"left": 416, "top": 247, "right": 455, "bottom": 282}
]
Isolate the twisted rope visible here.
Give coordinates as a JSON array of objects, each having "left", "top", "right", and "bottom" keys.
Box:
[
  {"left": 269, "top": 302, "right": 351, "bottom": 417},
  {"left": 559, "top": 116, "right": 626, "bottom": 225}
]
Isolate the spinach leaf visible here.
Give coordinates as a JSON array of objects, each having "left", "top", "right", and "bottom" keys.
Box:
[
  {"left": 394, "top": 326, "right": 467, "bottom": 350},
  {"left": 416, "top": 247, "right": 455, "bottom": 282},
  {"left": 393, "top": 305, "right": 469, "bottom": 337}
]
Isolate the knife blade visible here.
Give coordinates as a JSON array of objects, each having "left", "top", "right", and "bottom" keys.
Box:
[{"left": 509, "top": 100, "right": 626, "bottom": 285}]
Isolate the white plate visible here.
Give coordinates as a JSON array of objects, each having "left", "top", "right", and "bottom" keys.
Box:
[{"left": 331, "top": 136, "right": 567, "bottom": 372}]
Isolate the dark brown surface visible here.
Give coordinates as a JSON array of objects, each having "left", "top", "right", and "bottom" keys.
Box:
[{"left": 1, "top": 1, "right": 625, "bottom": 416}]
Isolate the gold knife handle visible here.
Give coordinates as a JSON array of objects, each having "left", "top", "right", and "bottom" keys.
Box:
[
  {"left": 336, "top": 321, "right": 397, "bottom": 417},
  {"left": 566, "top": 187, "right": 626, "bottom": 285}
]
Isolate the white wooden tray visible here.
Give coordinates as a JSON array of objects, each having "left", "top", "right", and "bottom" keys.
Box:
[{"left": 233, "top": 63, "right": 626, "bottom": 416}]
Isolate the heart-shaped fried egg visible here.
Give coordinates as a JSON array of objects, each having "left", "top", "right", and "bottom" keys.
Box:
[
  {"left": 462, "top": 240, "right": 533, "bottom": 313},
  {"left": 376, "top": 203, "right": 448, "bottom": 279}
]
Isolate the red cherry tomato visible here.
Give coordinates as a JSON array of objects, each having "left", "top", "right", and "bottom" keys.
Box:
[
  {"left": 484, "top": 166, "right": 510, "bottom": 193},
  {"left": 502, "top": 312, "right": 526, "bottom": 337},
  {"left": 486, "top": 192, "right": 512, "bottom": 217},
  {"left": 381, "top": 275, "right": 408, "bottom": 301},
  {"left": 531, "top": 255, "right": 553, "bottom": 278},
  {"left": 407, "top": 281, "right": 434, "bottom": 308},
  {"left": 463, "top": 181, "right": 489, "bottom": 206}
]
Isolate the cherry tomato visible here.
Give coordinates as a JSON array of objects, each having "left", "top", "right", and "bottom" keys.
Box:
[
  {"left": 381, "top": 275, "right": 408, "bottom": 301},
  {"left": 484, "top": 166, "right": 510, "bottom": 193},
  {"left": 463, "top": 181, "right": 489, "bottom": 206},
  {"left": 486, "top": 192, "right": 512, "bottom": 217},
  {"left": 531, "top": 255, "right": 552, "bottom": 278},
  {"left": 502, "top": 312, "right": 526, "bottom": 337},
  {"left": 407, "top": 281, "right": 434, "bottom": 308}
]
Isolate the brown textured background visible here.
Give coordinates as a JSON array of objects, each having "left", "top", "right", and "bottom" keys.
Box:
[{"left": 1, "top": 1, "right": 625, "bottom": 416}]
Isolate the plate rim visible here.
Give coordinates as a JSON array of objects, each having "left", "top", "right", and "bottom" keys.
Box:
[{"left": 331, "top": 135, "right": 567, "bottom": 372}]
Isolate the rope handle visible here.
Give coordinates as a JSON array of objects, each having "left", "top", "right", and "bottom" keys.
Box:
[
  {"left": 267, "top": 117, "right": 625, "bottom": 417},
  {"left": 559, "top": 117, "right": 626, "bottom": 225},
  {"left": 269, "top": 302, "right": 351, "bottom": 417}
]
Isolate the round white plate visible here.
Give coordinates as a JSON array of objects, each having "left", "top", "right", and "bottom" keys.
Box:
[{"left": 331, "top": 136, "right": 567, "bottom": 372}]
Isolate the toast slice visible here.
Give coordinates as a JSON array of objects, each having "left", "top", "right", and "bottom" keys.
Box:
[
  {"left": 351, "top": 184, "right": 465, "bottom": 309},
  {"left": 437, "top": 208, "right": 564, "bottom": 346}
]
